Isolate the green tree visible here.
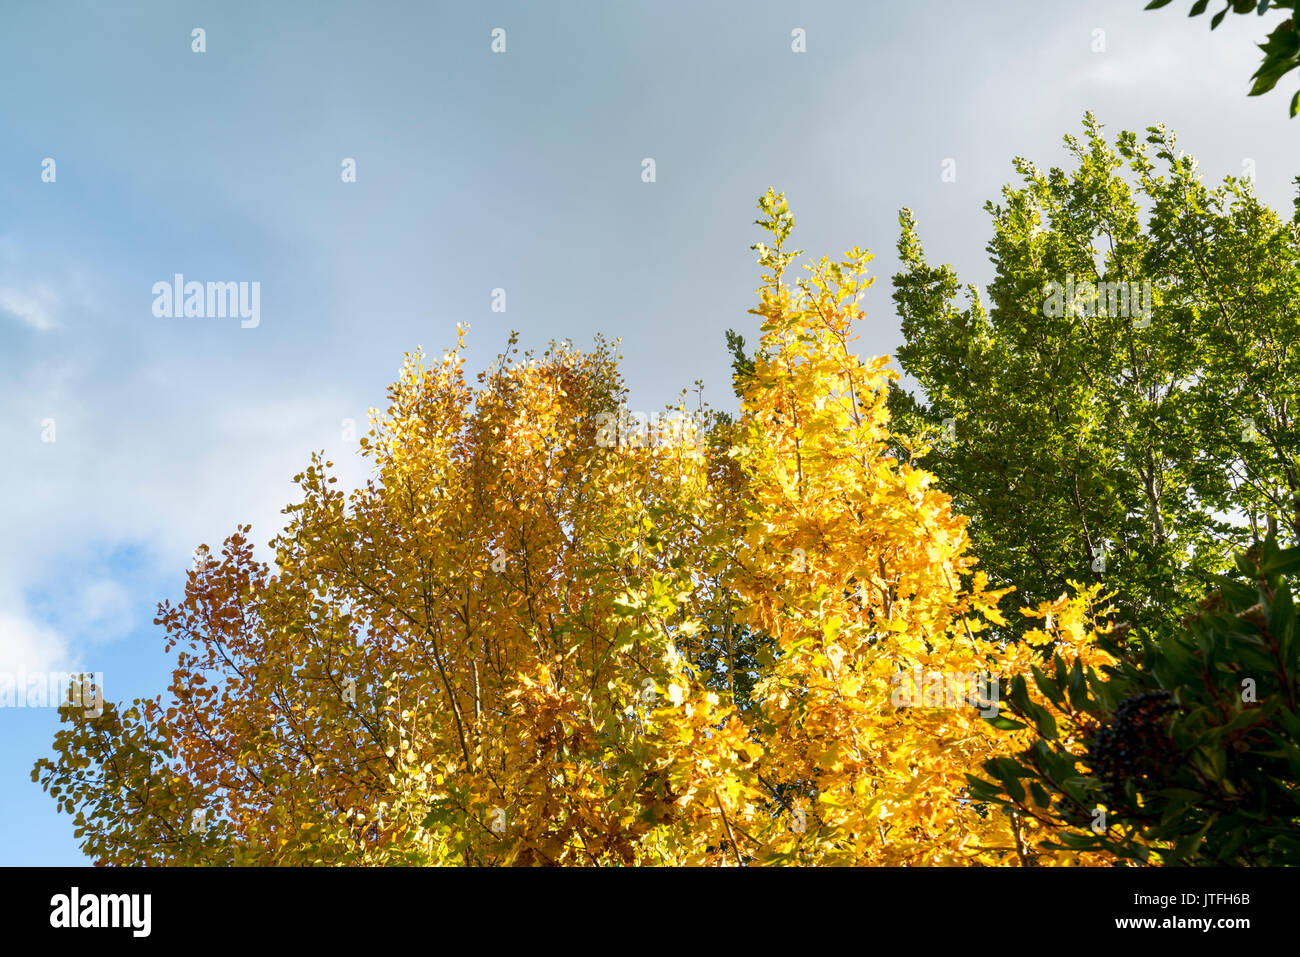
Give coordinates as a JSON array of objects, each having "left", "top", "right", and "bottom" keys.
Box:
[{"left": 889, "top": 114, "right": 1300, "bottom": 639}]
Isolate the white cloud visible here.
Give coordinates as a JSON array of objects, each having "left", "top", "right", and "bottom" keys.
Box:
[
  {"left": 0, "top": 609, "right": 71, "bottom": 677},
  {"left": 0, "top": 282, "right": 60, "bottom": 332}
]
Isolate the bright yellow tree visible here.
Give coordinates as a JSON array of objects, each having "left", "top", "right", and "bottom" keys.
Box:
[{"left": 720, "top": 190, "right": 1117, "bottom": 864}]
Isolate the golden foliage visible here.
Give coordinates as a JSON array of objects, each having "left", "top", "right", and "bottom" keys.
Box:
[{"left": 35, "top": 196, "right": 1117, "bottom": 866}]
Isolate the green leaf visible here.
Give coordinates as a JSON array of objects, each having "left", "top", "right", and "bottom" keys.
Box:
[
  {"left": 1032, "top": 664, "right": 1069, "bottom": 711},
  {"left": 1262, "top": 544, "right": 1300, "bottom": 575},
  {"left": 964, "top": 774, "right": 1008, "bottom": 803},
  {"left": 1056, "top": 830, "right": 1099, "bottom": 849},
  {"left": 986, "top": 757, "right": 1027, "bottom": 803},
  {"left": 986, "top": 714, "right": 1027, "bottom": 731},
  {"left": 1066, "top": 660, "right": 1089, "bottom": 711},
  {"left": 1008, "top": 674, "right": 1032, "bottom": 713},
  {"left": 1171, "top": 819, "right": 1215, "bottom": 860},
  {"left": 1154, "top": 787, "right": 1205, "bottom": 801},
  {"left": 1030, "top": 702, "right": 1059, "bottom": 739}
]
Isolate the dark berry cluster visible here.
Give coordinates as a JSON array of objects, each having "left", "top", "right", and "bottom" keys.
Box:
[{"left": 1087, "top": 689, "right": 1177, "bottom": 805}]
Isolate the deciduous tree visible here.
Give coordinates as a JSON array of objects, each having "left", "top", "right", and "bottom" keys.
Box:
[{"left": 889, "top": 115, "right": 1300, "bottom": 641}]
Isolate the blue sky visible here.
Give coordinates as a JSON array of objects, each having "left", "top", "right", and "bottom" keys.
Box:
[{"left": 2, "top": 0, "right": 1296, "bottom": 864}]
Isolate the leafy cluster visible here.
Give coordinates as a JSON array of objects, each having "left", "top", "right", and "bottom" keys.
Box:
[{"left": 969, "top": 540, "right": 1300, "bottom": 865}]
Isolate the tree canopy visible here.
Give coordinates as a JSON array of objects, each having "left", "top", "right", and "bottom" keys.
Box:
[
  {"left": 35, "top": 121, "right": 1300, "bottom": 866},
  {"left": 36, "top": 194, "right": 1116, "bottom": 866},
  {"left": 890, "top": 114, "right": 1300, "bottom": 641}
]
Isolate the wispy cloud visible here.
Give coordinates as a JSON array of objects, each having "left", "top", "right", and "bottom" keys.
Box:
[
  {"left": 0, "top": 282, "right": 60, "bottom": 332},
  {"left": 0, "top": 607, "right": 70, "bottom": 676}
]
